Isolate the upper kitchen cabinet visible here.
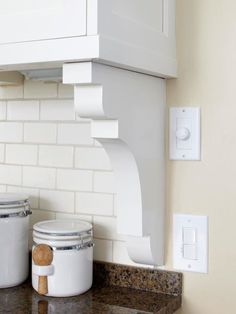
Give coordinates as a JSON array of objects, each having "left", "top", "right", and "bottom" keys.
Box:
[
  {"left": 0, "top": 0, "right": 176, "bottom": 77},
  {"left": 0, "top": 0, "right": 87, "bottom": 43}
]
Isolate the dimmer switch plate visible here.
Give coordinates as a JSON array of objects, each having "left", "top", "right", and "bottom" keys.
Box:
[
  {"left": 173, "top": 214, "right": 208, "bottom": 273},
  {"left": 169, "top": 107, "right": 200, "bottom": 160}
]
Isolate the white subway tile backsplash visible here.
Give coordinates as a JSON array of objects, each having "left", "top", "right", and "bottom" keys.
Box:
[
  {"left": 0, "top": 185, "right": 6, "bottom": 192},
  {"left": 39, "top": 145, "right": 73, "bottom": 168},
  {"left": 40, "top": 100, "right": 75, "bottom": 121},
  {"left": 94, "top": 140, "right": 102, "bottom": 147},
  {"left": 40, "top": 190, "right": 74, "bottom": 213},
  {"left": 6, "top": 144, "right": 37, "bottom": 165},
  {"left": 75, "top": 147, "right": 111, "bottom": 170},
  {"left": 113, "top": 194, "right": 118, "bottom": 217},
  {"left": 56, "top": 212, "right": 92, "bottom": 223},
  {"left": 113, "top": 241, "right": 150, "bottom": 268},
  {"left": 7, "top": 100, "right": 39, "bottom": 120},
  {"left": 24, "top": 81, "right": 57, "bottom": 99},
  {"left": 0, "top": 80, "right": 128, "bottom": 266},
  {"left": 57, "top": 123, "right": 93, "bottom": 145},
  {"left": 0, "top": 101, "right": 6, "bottom": 120},
  {"left": 93, "top": 238, "right": 113, "bottom": 262},
  {"left": 23, "top": 166, "right": 56, "bottom": 189},
  {"left": 76, "top": 192, "right": 113, "bottom": 216},
  {"left": 0, "top": 122, "right": 23, "bottom": 142},
  {"left": 24, "top": 123, "right": 57, "bottom": 143},
  {"left": 57, "top": 169, "right": 93, "bottom": 191},
  {"left": 93, "top": 216, "right": 124, "bottom": 241},
  {"left": 112, "top": 241, "right": 136, "bottom": 266},
  {"left": 30, "top": 209, "right": 56, "bottom": 229},
  {"left": 0, "top": 164, "right": 22, "bottom": 185},
  {"left": 7, "top": 186, "right": 39, "bottom": 209},
  {"left": 93, "top": 171, "right": 116, "bottom": 193},
  {"left": 75, "top": 113, "right": 91, "bottom": 122},
  {"left": 58, "top": 84, "right": 74, "bottom": 99},
  {"left": 0, "top": 144, "right": 4, "bottom": 162},
  {"left": 0, "top": 86, "right": 23, "bottom": 99}
]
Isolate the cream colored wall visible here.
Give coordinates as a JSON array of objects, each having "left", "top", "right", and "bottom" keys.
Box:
[{"left": 166, "top": 1, "right": 236, "bottom": 313}]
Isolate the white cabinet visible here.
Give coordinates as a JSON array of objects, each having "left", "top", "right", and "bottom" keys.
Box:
[
  {"left": 0, "top": 0, "right": 176, "bottom": 78},
  {"left": 0, "top": 0, "right": 86, "bottom": 44},
  {"left": 0, "top": 1, "right": 177, "bottom": 266}
]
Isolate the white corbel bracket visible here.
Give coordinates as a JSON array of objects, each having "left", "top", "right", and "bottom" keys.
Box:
[{"left": 63, "top": 62, "right": 165, "bottom": 266}]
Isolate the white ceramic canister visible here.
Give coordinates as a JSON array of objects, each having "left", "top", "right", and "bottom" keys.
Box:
[
  {"left": 32, "top": 220, "right": 93, "bottom": 297},
  {"left": 0, "top": 193, "right": 31, "bottom": 288}
]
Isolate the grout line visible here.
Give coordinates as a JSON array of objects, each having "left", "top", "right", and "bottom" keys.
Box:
[
  {"left": 0, "top": 161, "right": 113, "bottom": 172},
  {"left": 4, "top": 183, "right": 115, "bottom": 195}
]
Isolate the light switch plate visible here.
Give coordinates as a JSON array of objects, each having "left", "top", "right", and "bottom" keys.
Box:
[
  {"left": 173, "top": 214, "right": 208, "bottom": 273},
  {"left": 169, "top": 107, "right": 200, "bottom": 160}
]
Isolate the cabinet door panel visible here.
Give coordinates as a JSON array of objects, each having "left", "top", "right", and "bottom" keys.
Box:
[{"left": 0, "top": 0, "right": 86, "bottom": 44}]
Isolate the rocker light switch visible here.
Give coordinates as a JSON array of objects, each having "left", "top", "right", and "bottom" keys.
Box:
[
  {"left": 169, "top": 107, "right": 200, "bottom": 160},
  {"left": 183, "top": 227, "right": 196, "bottom": 245},
  {"left": 183, "top": 244, "right": 197, "bottom": 260},
  {"left": 173, "top": 214, "right": 208, "bottom": 273}
]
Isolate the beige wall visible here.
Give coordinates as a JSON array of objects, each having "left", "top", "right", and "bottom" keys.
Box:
[{"left": 166, "top": 1, "right": 236, "bottom": 313}]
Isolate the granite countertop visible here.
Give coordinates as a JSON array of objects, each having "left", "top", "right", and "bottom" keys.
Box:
[{"left": 0, "top": 262, "right": 182, "bottom": 314}]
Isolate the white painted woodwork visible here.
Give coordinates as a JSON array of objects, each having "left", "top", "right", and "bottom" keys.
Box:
[
  {"left": 0, "top": 0, "right": 86, "bottom": 44},
  {"left": 0, "top": 0, "right": 175, "bottom": 265},
  {"left": 0, "top": 0, "right": 176, "bottom": 78},
  {"left": 63, "top": 62, "right": 165, "bottom": 265}
]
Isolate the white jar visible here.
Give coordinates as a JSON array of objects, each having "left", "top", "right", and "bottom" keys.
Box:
[
  {"left": 0, "top": 193, "right": 31, "bottom": 288},
  {"left": 32, "top": 220, "right": 93, "bottom": 297}
]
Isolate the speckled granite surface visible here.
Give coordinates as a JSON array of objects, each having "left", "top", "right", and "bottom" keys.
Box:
[
  {"left": 0, "top": 261, "right": 182, "bottom": 314},
  {"left": 94, "top": 262, "right": 182, "bottom": 296}
]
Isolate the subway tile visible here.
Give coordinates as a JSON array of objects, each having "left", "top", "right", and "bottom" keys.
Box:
[
  {"left": 0, "top": 144, "right": 4, "bottom": 162},
  {"left": 7, "top": 100, "right": 39, "bottom": 120},
  {"left": 94, "top": 140, "right": 102, "bottom": 147},
  {"left": 57, "top": 123, "right": 93, "bottom": 145},
  {"left": 40, "top": 99, "right": 75, "bottom": 121},
  {"left": 30, "top": 209, "right": 56, "bottom": 229},
  {"left": 57, "top": 169, "right": 93, "bottom": 192},
  {"left": 58, "top": 84, "right": 74, "bottom": 98},
  {"left": 0, "top": 122, "right": 23, "bottom": 142},
  {"left": 40, "top": 190, "right": 74, "bottom": 213},
  {"left": 113, "top": 241, "right": 136, "bottom": 266},
  {"left": 39, "top": 145, "right": 73, "bottom": 168},
  {"left": 75, "top": 113, "right": 91, "bottom": 122},
  {"left": 6, "top": 144, "right": 37, "bottom": 165},
  {"left": 0, "top": 185, "right": 7, "bottom": 192},
  {"left": 93, "top": 238, "right": 113, "bottom": 262},
  {"left": 75, "top": 147, "right": 111, "bottom": 170},
  {"left": 7, "top": 186, "right": 39, "bottom": 209},
  {"left": 0, "top": 164, "right": 22, "bottom": 185},
  {"left": 24, "top": 123, "right": 57, "bottom": 143},
  {"left": 113, "top": 194, "right": 118, "bottom": 217},
  {"left": 93, "top": 171, "right": 116, "bottom": 193},
  {"left": 23, "top": 166, "right": 56, "bottom": 189},
  {"left": 24, "top": 81, "right": 57, "bottom": 99},
  {"left": 0, "top": 101, "right": 6, "bottom": 120},
  {"left": 56, "top": 212, "right": 92, "bottom": 223},
  {"left": 76, "top": 192, "right": 113, "bottom": 216},
  {"left": 113, "top": 241, "right": 150, "bottom": 267},
  {"left": 0, "top": 86, "right": 23, "bottom": 99},
  {"left": 93, "top": 216, "right": 124, "bottom": 241}
]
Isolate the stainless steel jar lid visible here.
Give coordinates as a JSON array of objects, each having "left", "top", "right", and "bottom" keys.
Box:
[{"left": 0, "top": 193, "right": 31, "bottom": 217}]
